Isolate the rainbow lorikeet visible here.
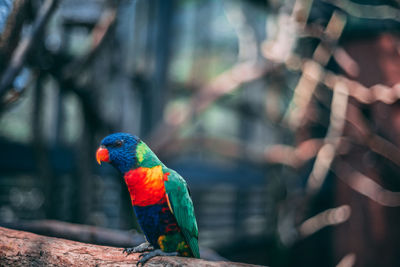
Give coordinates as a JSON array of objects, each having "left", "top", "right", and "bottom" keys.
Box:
[{"left": 96, "top": 133, "right": 199, "bottom": 265}]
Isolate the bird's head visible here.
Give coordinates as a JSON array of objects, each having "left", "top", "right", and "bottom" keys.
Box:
[{"left": 96, "top": 132, "right": 140, "bottom": 174}]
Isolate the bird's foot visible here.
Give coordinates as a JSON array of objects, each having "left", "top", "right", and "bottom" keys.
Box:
[
  {"left": 136, "top": 249, "right": 178, "bottom": 266},
  {"left": 123, "top": 242, "right": 154, "bottom": 255}
]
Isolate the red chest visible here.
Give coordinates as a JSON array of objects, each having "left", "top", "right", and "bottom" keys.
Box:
[{"left": 124, "top": 166, "right": 167, "bottom": 206}]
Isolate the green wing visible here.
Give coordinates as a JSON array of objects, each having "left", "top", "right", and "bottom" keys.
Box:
[{"left": 163, "top": 168, "right": 200, "bottom": 258}]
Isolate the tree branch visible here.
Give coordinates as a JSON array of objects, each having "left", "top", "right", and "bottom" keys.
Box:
[
  {"left": 0, "top": 226, "right": 259, "bottom": 267},
  {"left": 0, "top": 0, "right": 31, "bottom": 73},
  {"left": 0, "top": 220, "right": 145, "bottom": 248},
  {"left": 0, "top": 0, "right": 59, "bottom": 102}
]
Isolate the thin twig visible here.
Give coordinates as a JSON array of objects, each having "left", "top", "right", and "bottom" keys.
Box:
[
  {"left": 334, "top": 161, "right": 400, "bottom": 207},
  {"left": 298, "top": 204, "right": 351, "bottom": 237}
]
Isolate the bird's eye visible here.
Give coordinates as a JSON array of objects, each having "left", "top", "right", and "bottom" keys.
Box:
[{"left": 114, "top": 140, "right": 123, "bottom": 147}]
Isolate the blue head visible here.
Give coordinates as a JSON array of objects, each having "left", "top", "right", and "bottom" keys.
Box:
[{"left": 96, "top": 133, "right": 140, "bottom": 173}]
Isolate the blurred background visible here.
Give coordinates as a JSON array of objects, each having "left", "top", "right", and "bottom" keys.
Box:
[{"left": 0, "top": 0, "right": 399, "bottom": 266}]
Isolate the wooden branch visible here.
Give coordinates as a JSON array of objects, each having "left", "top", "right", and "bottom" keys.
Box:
[
  {"left": 1, "top": 220, "right": 227, "bottom": 262},
  {"left": 0, "top": 0, "right": 59, "bottom": 101},
  {"left": 0, "top": 0, "right": 31, "bottom": 74},
  {"left": 0, "top": 227, "right": 260, "bottom": 267},
  {"left": 0, "top": 220, "right": 144, "bottom": 248}
]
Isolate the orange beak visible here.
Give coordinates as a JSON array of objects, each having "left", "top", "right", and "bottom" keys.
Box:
[{"left": 96, "top": 146, "right": 110, "bottom": 165}]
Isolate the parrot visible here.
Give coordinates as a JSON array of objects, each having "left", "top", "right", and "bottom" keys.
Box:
[{"left": 96, "top": 133, "right": 199, "bottom": 265}]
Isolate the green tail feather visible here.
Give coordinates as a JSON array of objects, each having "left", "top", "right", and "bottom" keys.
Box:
[{"left": 187, "top": 236, "right": 200, "bottom": 258}]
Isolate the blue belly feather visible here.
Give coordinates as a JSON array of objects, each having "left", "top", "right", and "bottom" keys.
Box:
[{"left": 134, "top": 202, "right": 178, "bottom": 246}]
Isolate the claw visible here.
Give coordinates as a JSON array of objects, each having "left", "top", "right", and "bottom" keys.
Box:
[
  {"left": 136, "top": 249, "right": 179, "bottom": 266},
  {"left": 123, "top": 247, "right": 135, "bottom": 255},
  {"left": 122, "top": 242, "right": 154, "bottom": 256}
]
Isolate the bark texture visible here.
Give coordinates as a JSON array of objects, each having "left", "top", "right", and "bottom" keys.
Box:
[{"left": 0, "top": 227, "right": 260, "bottom": 267}]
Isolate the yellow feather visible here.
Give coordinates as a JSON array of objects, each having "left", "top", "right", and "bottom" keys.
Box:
[
  {"left": 157, "top": 235, "right": 167, "bottom": 250},
  {"left": 136, "top": 142, "right": 147, "bottom": 163}
]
